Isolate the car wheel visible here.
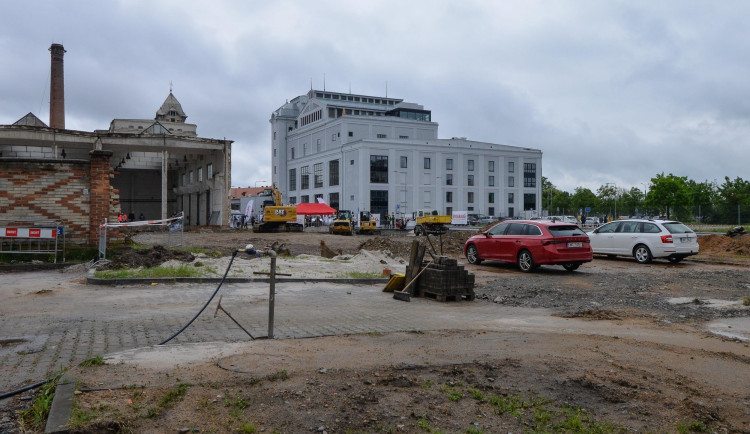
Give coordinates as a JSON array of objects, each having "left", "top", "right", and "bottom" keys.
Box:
[
  {"left": 633, "top": 244, "right": 652, "bottom": 264},
  {"left": 667, "top": 255, "right": 683, "bottom": 263},
  {"left": 517, "top": 250, "right": 535, "bottom": 272},
  {"left": 466, "top": 244, "right": 483, "bottom": 265},
  {"left": 562, "top": 263, "right": 580, "bottom": 271}
]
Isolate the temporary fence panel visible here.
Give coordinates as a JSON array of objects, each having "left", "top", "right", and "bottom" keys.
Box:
[
  {"left": 98, "top": 212, "right": 184, "bottom": 260},
  {"left": 0, "top": 219, "right": 65, "bottom": 263}
]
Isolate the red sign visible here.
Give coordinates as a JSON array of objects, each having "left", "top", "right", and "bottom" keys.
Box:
[
  {"left": 29, "top": 229, "right": 41, "bottom": 237},
  {"left": 6, "top": 228, "right": 17, "bottom": 237}
]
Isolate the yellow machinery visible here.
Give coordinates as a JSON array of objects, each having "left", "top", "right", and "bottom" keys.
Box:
[
  {"left": 413, "top": 209, "right": 451, "bottom": 235},
  {"left": 329, "top": 210, "right": 353, "bottom": 236},
  {"left": 357, "top": 211, "right": 380, "bottom": 235},
  {"left": 255, "top": 186, "right": 303, "bottom": 233}
]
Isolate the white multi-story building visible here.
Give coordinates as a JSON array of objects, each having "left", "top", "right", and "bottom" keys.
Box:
[{"left": 270, "top": 89, "right": 542, "bottom": 220}]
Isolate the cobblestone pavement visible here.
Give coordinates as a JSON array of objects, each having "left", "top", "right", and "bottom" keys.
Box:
[{"left": 0, "top": 266, "right": 522, "bottom": 400}]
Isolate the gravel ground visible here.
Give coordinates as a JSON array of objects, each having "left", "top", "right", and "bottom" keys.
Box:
[{"left": 470, "top": 257, "right": 750, "bottom": 324}]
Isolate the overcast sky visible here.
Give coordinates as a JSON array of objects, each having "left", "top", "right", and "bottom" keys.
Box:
[{"left": 2, "top": 1, "right": 748, "bottom": 193}]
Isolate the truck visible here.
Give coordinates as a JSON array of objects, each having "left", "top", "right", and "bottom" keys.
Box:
[
  {"left": 255, "top": 186, "right": 303, "bottom": 233},
  {"left": 413, "top": 209, "right": 451, "bottom": 235}
]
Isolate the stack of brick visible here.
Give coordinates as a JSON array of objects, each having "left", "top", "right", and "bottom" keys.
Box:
[{"left": 412, "top": 256, "right": 475, "bottom": 302}]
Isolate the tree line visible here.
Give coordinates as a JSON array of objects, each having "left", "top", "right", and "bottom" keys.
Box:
[{"left": 542, "top": 173, "right": 750, "bottom": 225}]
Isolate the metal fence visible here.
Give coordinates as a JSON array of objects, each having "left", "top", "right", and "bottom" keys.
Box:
[{"left": 0, "top": 219, "right": 65, "bottom": 263}]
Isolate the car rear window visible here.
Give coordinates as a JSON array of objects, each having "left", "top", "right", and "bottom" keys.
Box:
[
  {"left": 548, "top": 225, "right": 586, "bottom": 236},
  {"left": 662, "top": 222, "right": 693, "bottom": 234}
]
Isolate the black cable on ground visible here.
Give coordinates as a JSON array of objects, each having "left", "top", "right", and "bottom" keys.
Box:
[
  {"left": 159, "top": 250, "right": 239, "bottom": 345},
  {"left": 1, "top": 250, "right": 242, "bottom": 400},
  {"left": 0, "top": 379, "right": 49, "bottom": 401}
]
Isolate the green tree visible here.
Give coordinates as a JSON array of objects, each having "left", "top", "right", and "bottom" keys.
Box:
[
  {"left": 541, "top": 176, "right": 560, "bottom": 214},
  {"left": 551, "top": 191, "right": 572, "bottom": 215},
  {"left": 718, "top": 176, "right": 750, "bottom": 207},
  {"left": 620, "top": 187, "right": 644, "bottom": 216},
  {"left": 686, "top": 179, "right": 716, "bottom": 222},
  {"left": 596, "top": 184, "right": 619, "bottom": 218},
  {"left": 645, "top": 173, "right": 690, "bottom": 219},
  {"left": 570, "top": 187, "right": 598, "bottom": 218}
]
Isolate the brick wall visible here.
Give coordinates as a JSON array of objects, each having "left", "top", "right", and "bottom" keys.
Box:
[{"left": 0, "top": 156, "right": 119, "bottom": 245}]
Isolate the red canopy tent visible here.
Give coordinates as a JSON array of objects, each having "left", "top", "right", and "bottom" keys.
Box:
[{"left": 295, "top": 202, "right": 336, "bottom": 215}]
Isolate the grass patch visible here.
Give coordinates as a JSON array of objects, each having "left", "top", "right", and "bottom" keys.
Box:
[
  {"left": 78, "top": 355, "right": 105, "bottom": 367},
  {"left": 484, "top": 392, "right": 622, "bottom": 433},
  {"left": 94, "top": 264, "right": 207, "bottom": 279},
  {"left": 144, "top": 382, "right": 190, "bottom": 418},
  {"left": 266, "top": 369, "right": 290, "bottom": 382},
  {"left": 69, "top": 401, "right": 94, "bottom": 428},
  {"left": 182, "top": 247, "right": 224, "bottom": 258},
  {"left": 677, "top": 420, "right": 710, "bottom": 433},
  {"left": 17, "top": 370, "right": 65, "bottom": 430},
  {"left": 741, "top": 296, "right": 750, "bottom": 306},
  {"left": 338, "top": 271, "right": 385, "bottom": 279},
  {"left": 467, "top": 387, "right": 484, "bottom": 401}
]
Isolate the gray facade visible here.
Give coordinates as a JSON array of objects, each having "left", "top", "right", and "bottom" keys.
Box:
[{"left": 271, "top": 90, "right": 542, "bottom": 219}]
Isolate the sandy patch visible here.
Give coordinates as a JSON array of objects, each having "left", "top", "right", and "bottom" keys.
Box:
[{"left": 161, "top": 249, "right": 407, "bottom": 279}]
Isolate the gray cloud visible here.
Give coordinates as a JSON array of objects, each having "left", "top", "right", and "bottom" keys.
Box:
[{"left": 2, "top": 0, "right": 749, "bottom": 192}]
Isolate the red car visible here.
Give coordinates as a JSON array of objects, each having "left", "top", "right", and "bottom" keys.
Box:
[{"left": 464, "top": 220, "right": 592, "bottom": 272}]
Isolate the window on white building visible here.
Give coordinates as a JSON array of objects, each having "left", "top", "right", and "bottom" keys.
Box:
[
  {"left": 489, "top": 161, "right": 494, "bottom": 172},
  {"left": 508, "top": 176, "right": 515, "bottom": 187},
  {"left": 446, "top": 159, "right": 453, "bottom": 170},
  {"left": 424, "top": 157, "right": 431, "bottom": 169},
  {"left": 400, "top": 156, "right": 408, "bottom": 168}
]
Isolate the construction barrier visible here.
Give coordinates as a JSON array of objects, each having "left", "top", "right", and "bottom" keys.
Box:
[
  {"left": 98, "top": 212, "right": 184, "bottom": 260},
  {"left": 0, "top": 219, "right": 65, "bottom": 263}
]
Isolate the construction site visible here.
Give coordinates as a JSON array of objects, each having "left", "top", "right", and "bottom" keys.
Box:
[{"left": 1, "top": 224, "right": 750, "bottom": 433}]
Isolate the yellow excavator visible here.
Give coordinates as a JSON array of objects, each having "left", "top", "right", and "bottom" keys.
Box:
[
  {"left": 255, "top": 185, "right": 303, "bottom": 233},
  {"left": 329, "top": 210, "right": 353, "bottom": 235}
]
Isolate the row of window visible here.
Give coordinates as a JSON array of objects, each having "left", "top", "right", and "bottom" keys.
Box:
[
  {"left": 445, "top": 191, "right": 516, "bottom": 204},
  {"left": 289, "top": 160, "right": 340, "bottom": 191},
  {"left": 381, "top": 156, "right": 532, "bottom": 177},
  {"left": 300, "top": 109, "right": 323, "bottom": 127},
  {"left": 180, "top": 163, "right": 213, "bottom": 186},
  {"left": 314, "top": 92, "right": 398, "bottom": 106},
  {"left": 289, "top": 192, "right": 341, "bottom": 210},
  {"left": 288, "top": 191, "right": 535, "bottom": 217}
]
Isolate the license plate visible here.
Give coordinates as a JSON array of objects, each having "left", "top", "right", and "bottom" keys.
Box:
[
  {"left": 681, "top": 237, "right": 689, "bottom": 242},
  {"left": 567, "top": 242, "right": 582, "bottom": 248}
]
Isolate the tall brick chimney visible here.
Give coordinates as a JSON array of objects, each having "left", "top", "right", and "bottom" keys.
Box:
[{"left": 49, "top": 43, "right": 66, "bottom": 129}]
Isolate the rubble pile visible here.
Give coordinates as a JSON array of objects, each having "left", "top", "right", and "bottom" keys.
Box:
[{"left": 101, "top": 245, "right": 195, "bottom": 270}]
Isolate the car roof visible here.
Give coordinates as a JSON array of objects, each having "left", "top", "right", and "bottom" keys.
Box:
[
  {"left": 601, "top": 218, "right": 682, "bottom": 224},
  {"left": 498, "top": 219, "right": 577, "bottom": 226}
]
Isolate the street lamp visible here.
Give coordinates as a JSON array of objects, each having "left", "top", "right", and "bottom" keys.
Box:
[{"left": 605, "top": 182, "right": 617, "bottom": 219}]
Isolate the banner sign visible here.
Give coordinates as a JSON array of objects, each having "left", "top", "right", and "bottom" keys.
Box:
[
  {"left": 452, "top": 211, "right": 468, "bottom": 225},
  {"left": 0, "top": 227, "right": 58, "bottom": 239}
]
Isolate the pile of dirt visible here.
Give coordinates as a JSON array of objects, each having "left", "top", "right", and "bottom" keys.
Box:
[
  {"left": 358, "top": 231, "right": 470, "bottom": 260},
  {"left": 698, "top": 234, "right": 750, "bottom": 256},
  {"left": 101, "top": 245, "right": 195, "bottom": 270}
]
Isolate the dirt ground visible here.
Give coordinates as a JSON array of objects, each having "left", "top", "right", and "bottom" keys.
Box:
[{"left": 6, "top": 228, "right": 750, "bottom": 433}]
